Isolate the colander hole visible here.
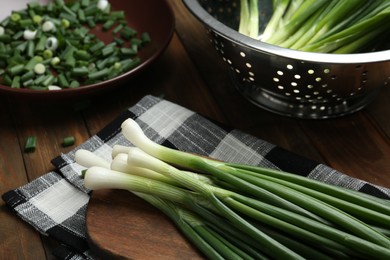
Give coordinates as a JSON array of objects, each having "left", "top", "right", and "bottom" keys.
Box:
[
  {"left": 291, "top": 82, "right": 298, "bottom": 87},
  {"left": 273, "top": 77, "right": 279, "bottom": 82},
  {"left": 246, "top": 63, "right": 252, "bottom": 68},
  {"left": 307, "top": 85, "right": 314, "bottom": 89},
  {"left": 324, "top": 69, "right": 330, "bottom": 74},
  {"left": 305, "top": 95, "right": 311, "bottom": 98},
  {"left": 249, "top": 71, "right": 255, "bottom": 76},
  {"left": 240, "top": 52, "right": 246, "bottom": 57},
  {"left": 355, "top": 65, "right": 362, "bottom": 69},
  {"left": 227, "top": 59, "right": 232, "bottom": 64},
  {"left": 296, "top": 97, "right": 302, "bottom": 100},
  {"left": 293, "top": 89, "right": 300, "bottom": 93},
  {"left": 285, "top": 92, "right": 291, "bottom": 96},
  {"left": 278, "top": 85, "right": 284, "bottom": 90},
  {"left": 287, "top": 64, "right": 294, "bottom": 70},
  {"left": 249, "top": 77, "right": 255, "bottom": 81},
  {"left": 235, "top": 69, "right": 240, "bottom": 73},
  {"left": 308, "top": 69, "right": 315, "bottom": 74},
  {"left": 294, "top": 74, "right": 301, "bottom": 79},
  {"left": 331, "top": 76, "right": 337, "bottom": 80},
  {"left": 320, "top": 106, "right": 326, "bottom": 111},
  {"left": 315, "top": 77, "right": 322, "bottom": 82},
  {"left": 277, "top": 70, "right": 283, "bottom": 76}
]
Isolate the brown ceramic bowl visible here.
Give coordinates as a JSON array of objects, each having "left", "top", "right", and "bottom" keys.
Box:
[{"left": 0, "top": 0, "right": 174, "bottom": 100}]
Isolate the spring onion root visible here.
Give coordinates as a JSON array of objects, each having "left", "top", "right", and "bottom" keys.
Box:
[{"left": 79, "top": 118, "right": 390, "bottom": 259}]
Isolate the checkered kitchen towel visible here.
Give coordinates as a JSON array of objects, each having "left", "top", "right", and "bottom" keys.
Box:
[{"left": 2, "top": 95, "right": 390, "bottom": 259}]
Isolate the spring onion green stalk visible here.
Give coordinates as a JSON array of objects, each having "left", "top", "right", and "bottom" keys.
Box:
[
  {"left": 122, "top": 145, "right": 390, "bottom": 257},
  {"left": 261, "top": 0, "right": 290, "bottom": 42},
  {"left": 239, "top": 0, "right": 390, "bottom": 53},
  {"left": 239, "top": 0, "right": 259, "bottom": 39}
]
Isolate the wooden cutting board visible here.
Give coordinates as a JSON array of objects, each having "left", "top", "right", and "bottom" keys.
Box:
[{"left": 86, "top": 189, "right": 204, "bottom": 259}]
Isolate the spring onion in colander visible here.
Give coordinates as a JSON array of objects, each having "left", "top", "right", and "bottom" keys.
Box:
[
  {"left": 239, "top": 0, "right": 390, "bottom": 53},
  {"left": 78, "top": 118, "right": 390, "bottom": 259}
]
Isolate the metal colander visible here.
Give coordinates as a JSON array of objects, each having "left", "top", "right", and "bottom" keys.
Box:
[{"left": 183, "top": 0, "right": 390, "bottom": 119}]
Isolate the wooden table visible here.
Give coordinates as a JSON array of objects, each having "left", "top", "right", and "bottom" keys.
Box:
[{"left": 1, "top": 1, "right": 390, "bottom": 259}]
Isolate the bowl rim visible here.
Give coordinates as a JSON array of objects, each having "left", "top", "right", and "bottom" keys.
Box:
[{"left": 183, "top": 0, "right": 390, "bottom": 64}]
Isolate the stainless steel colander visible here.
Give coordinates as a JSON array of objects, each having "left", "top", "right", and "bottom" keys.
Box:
[{"left": 183, "top": 0, "right": 390, "bottom": 119}]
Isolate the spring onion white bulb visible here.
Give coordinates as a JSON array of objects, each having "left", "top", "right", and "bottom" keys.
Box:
[
  {"left": 23, "top": 29, "right": 37, "bottom": 40},
  {"left": 112, "top": 153, "right": 179, "bottom": 185},
  {"left": 97, "top": 0, "right": 109, "bottom": 11},
  {"left": 34, "top": 63, "right": 46, "bottom": 74},
  {"left": 112, "top": 144, "right": 132, "bottom": 158},
  {"left": 75, "top": 149, "right": 111, "bottom": 169},
  {"left": 84, "top": 166, "right": 136, "bottom": 190},
  {"left": 45, "top": 37, "right": 58, "bottom": 51},
  {"left": 48, "top": 85, "right": 62, "bottom": 90},
  {"left": 42, "top": 20, "right": 55, "bottom": 32},
  {"left": 51, "top": 57, "right": 60, "bottom": 66}
]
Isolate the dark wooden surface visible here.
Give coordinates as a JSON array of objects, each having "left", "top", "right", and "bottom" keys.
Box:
[
  {"left": 1, "top": 1, "right": 390, "bottom": 259},
  {"left": 86, "top": 190, "right": 204, "bottom": 259}
]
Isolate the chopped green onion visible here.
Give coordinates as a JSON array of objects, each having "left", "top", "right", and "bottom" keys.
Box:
[
  {"left": 62, "top": 136, "right": 75, "bottom": 147},
  {"left": 11, "top": 75, "right": 21, "bottom": 88},
  {"left": 88, "top": 68, "right": 109, "bottom": 80},
  {"left": 102, "top": 19, "right": 115, "bottom": 31},
  {"left": 7, "top": 64, "right": 24, "bottom": 76},
  {"left": 34, "top": 63, "right": 46, "bottom": 75},
  {"left": 69, "top": 80, "right": 80, "bottom": 88},
  {"left": 112, "top": 23, "right": 124, "bottom": 34},
  {"left": 0, "top": 0, "right": 151, "bottom": 90},
  {"left": 21, "top": 70, "right": 35, "bottom": 82},
  {"left": 141, "top": 32, "right": 151, "bottom": 44},
  {"left": 72, "top": 66, "right": 89, "bottom": 77},
  {"left": 24, "top": 136, "right": 37, "bottom": 152},
  {"left": 42, "top": 20, "right": 55, "bottom": 32}
]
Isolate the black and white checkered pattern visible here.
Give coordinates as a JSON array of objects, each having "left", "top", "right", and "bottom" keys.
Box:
[{"left": 3, "top": 95, "right": 390, "bottom": 259}]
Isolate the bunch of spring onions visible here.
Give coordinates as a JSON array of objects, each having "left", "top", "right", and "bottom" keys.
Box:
[
  {"left": 78, "top": 118, "right": 390, "bottom": 259},
  {"left": 239, "top": 0, "right": 390, "bottom": 53},
  {"left": 0, "top": 0, "right": 150, "bottom": 90}
]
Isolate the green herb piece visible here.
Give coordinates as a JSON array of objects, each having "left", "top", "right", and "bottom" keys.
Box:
[
  {"left": 62, "top": 136, "right": 75, "bottom": 147},
  {"left": 24, "top": 136, "right": 37, "bottom": 152}
]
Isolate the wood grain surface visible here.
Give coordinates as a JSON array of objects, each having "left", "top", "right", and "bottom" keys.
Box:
[
  {"left": 86, "top": 190, "right": 204, "bottom": 260},
  {"left": 1, "top": 0, "right": 390, "bottom": 259}
]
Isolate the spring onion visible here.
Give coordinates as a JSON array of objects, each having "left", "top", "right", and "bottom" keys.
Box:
[
  {"left": 239, "top": 0, "right": 390, "bottom": 53},
  {"left": 0, "top": 0, "right": 151, "bottom": 90},
  {"left": 77, "top": 118, "right": 390, "bottom": 259}
]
